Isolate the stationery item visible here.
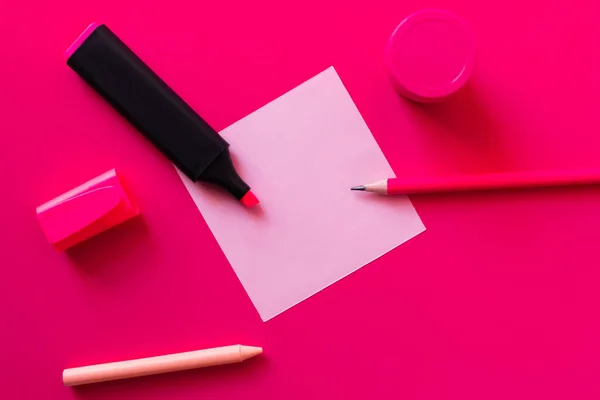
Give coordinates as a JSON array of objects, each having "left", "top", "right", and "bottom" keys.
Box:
[
  {"left": 65, "top": 23, "right": 258, "bottom": 207},
  {"left": 62, "top": 344, "right": 262, "bottom": 386},
  {"left": 178, "top": 67, "right": 425, "bottom": 321},
  {"left": 36, "top": 169, "right": 139, "bottom": 251},
  {"left": 385, "top": 9, "right": 476, "bottom": 102},
  {"left": 351, "top": 170, "right": 600, "bottom": 195}
]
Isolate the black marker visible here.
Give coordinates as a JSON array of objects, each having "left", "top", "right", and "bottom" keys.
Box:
[{"left": 65, "top": 23, "right": 259, "bottom": 207}]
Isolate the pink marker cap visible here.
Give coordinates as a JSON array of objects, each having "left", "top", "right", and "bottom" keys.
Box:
[
  {"left": 385, "top": 9, "right": 476, "bottom": 102},
  {"left": 36, "top": 169, "right": 139, "bottom": 251}
]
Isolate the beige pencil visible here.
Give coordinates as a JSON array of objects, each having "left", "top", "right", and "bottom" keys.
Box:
[{"left": 63, "top": 344, "right": 262, "bottom": 386}]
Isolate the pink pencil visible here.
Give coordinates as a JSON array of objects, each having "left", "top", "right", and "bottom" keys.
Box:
[
  {"left": 351, "top": 170, "right": 600, "bottom": 195},
  {"left": 63, "top": 345, "right": 262, "bottom": 386}
]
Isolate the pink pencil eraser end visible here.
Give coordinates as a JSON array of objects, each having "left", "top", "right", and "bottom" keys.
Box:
[
  {"left": 385, "top": 9, "right": 476, "bottom": 102},
  {"left": 36, "top": 169, "right": 139, "bottom": 251}
]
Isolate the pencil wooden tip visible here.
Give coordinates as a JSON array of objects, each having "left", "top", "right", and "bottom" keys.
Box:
[
  {"left": 351, "top": 185, "right": 366, "bottom": 191},
  {"left": 239, "top": 345, "right": 263, "bottom": 360}
]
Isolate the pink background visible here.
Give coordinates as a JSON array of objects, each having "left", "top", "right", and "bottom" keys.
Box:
[{"left": 1, "top": 0, "right": 599, "bottom": 398}]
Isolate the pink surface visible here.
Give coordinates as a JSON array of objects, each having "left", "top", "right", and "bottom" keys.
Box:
[
  {"left": 177, "top": 67, "right": 424, "bottom": 321},
  {"left": 1, "top": 0, "right": 600, "bottom": 399},
  {"left": 385, "top": 9, "right": 476, "bottom": 102},
  {"left": 36, "top": 169, "right": 139, "bottom": 251}
]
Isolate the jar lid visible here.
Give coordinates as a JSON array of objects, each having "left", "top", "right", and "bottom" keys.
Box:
[{"left": 385, "top": 9, "right": 476, "bottom": 102}]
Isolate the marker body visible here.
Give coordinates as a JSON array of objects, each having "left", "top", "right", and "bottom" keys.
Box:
[{"left": 66, "top": 24, "right": 257, "bottom": 206}]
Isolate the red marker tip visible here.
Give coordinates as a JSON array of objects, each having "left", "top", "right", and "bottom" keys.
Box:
[{"left": 240, "top": 191, "right": 260, "bottom": 208}]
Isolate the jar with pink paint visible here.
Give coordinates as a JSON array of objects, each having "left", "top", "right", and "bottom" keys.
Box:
[{"left": 385, "top": 9, "right": 476, "bottom": 102}]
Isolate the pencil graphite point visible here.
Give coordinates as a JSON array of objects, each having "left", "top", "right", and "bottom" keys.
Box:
[{"left": 351, "top": 185, "right": 366, "bottom": 191}]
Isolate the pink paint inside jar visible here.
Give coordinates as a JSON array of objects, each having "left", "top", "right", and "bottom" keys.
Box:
[{"left": 386, "top": 9, "right": 476, "bottom": 102}]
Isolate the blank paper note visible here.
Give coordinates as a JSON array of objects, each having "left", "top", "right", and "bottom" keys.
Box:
[{"left": 178, "top": 67, "right": 425, "bottom": 321}]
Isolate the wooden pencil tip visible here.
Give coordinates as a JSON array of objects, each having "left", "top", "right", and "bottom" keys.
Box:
[
  {"left": 240, "top": 345, "right": 263, "bottom": 360},
  {"left": 351, "top": 185, "right": 366, "bottom": 191}
]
